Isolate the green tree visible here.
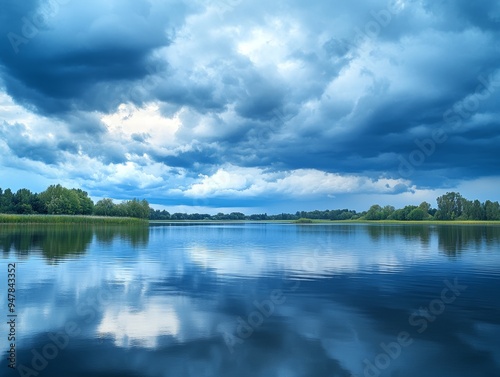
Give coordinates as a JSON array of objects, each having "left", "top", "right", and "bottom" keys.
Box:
[
  {"left": 121, "top": 199, "right": 150, "bottom": 219},
  {"left": 38, "top": 184, "right": 64, "bottom": 212},
  {"left": 229, "top": 212, "right": 245, "bottom": 220},
  {"left": 171, "top": 212, "right": 188, "bottom": 220},
  {"left": 14, "top": 189, "right": 35, "bottom": 214},
  {"left": 381, "top": 205, "right": 395, "bottom": 219},
  {"left": 387, "top": 205, "right": 419, "bottom": 221},
  {"left": 38, "top": 185, "right": 82, "bottom": 215},
  {"left": 460, "top": 198, "right": 473, "bottom": 220},
  {"left": 72, "top": 189, "right": 94, "bottom": 215},
  {"left": 388, "top": 208, "right": 405, "bottom": 220},
  {"left": 113, "top": 202, "right": 128, "bottom": 217},
  {"left": 365, "top": 205, "right": 383, "bottom": 220},
  {"left": 31, "top": 194, "right": 46, "bottom": 214},
  {"left": 94, "top": 198, "right": 116, "bottom": 216},
  {"left": 484, "top": 200, "right": 500, "bottom": 220},
  {"left": 436, "top": 192, "right": 463, "bottom": 220},
  {"left": 150, "top": 209, "right": 171, "bottom": 220},
  {"left": 0, "top": 188, "right": 15, "bottom": 213},
  {"left": 139, "top": 199, "right": 151, "bottom": 219},
  {"left": 418, "top": 201, "right": 431, "bottom": 217},
  {"left": 407, "top": 208, "right": 425, "bottom": 220},
  {"left": 46, "top": 189, "right": 81, "bottom": 215},
  {"left": 471, "top": 199, "right": 485, "bottom": 220}
]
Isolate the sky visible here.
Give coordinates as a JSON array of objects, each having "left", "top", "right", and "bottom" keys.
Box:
[{"left": 0, "top": 0, "right": 499, "bottom": 214}]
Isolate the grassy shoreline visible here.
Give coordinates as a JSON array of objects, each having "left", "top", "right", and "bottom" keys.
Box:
[
  {"left": 0, "top": 214, "right": 148, "bottom": 225},
  {"left": 150, "top": 219, "right": 500, "bottom": 225},
  {"left": 3, "top": 215, "right": 496, "bottom": 225},
  {"left": 328, "top": 219, "right": 500, "bottom": 225},
  {"left": 299, "top": 219, "right": 500, "bottom": 225},
  {"left": 2, "top": 216, "right": 495, "bottom": 226}
]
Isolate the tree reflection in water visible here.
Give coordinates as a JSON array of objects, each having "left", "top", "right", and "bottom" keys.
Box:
[{"left": 0, "top": 224, "right": 149, "bottom": 261}]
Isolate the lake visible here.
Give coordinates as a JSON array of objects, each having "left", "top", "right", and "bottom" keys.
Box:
[{"left": 1, "top": 223, "right": 499, "bottom": 377}]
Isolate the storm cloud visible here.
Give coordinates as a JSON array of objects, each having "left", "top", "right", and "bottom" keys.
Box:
[{"left": 1, "top": 0, "right": 499, "bottom": 212}]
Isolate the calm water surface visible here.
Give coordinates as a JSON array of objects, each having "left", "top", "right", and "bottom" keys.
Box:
[{"left": 1, "top": 223, "right": 499, "bottom": 377}]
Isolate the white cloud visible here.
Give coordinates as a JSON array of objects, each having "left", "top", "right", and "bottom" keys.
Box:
[
  {"left": 183, "top": 164, "right": 413, "bottom": 198},
  {"left": 101, "top": 102, "right": 180, "bottom": 147},
  {"left": 98, "top": 300, "right": 180, "bottom": 348}
]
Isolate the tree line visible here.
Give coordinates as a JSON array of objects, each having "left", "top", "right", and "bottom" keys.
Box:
[
  {"left": 1, "top": 186, "right": 499, "bottom": 221},
  {"left": 150, "top": 192, "right": 500, "bottom": 221},
  {"left": 361, "top": 192, "right": 499, "bottom": 221},
  {"left": 0, "top": 185, "right": 150, "bottom": 219}
]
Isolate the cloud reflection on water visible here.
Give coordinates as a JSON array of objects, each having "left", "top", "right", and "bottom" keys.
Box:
[{"left": 1, "top": 224, "right": 499, "bottom": 376}]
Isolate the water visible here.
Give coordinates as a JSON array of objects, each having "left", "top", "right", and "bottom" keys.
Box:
[{"left": 1, "top": 223, "right": 499, "bottom": 377}]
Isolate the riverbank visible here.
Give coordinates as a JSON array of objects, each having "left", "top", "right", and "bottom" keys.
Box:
[
  {"left": 150, "top": 219, "right": 500, "bottom": 225},
  {"left": 0, "top": 214, "right": 148, "bottom": 225},
  {"left": 329, "top": 219, "right": 500, "bottom": 225},
  {"left": 301, "top": 219, "right": 500, "bottom": 225}
]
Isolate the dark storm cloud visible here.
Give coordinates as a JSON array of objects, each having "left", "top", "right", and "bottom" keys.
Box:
[
  {"left": 56, "top": 140, "right": 78, "bottom": 153},
  {"left": 155, "top": 78, "right": 228, "bottom": 113},
  {"left": 63, "top": 112, "right": 107, "bottom": 135},
  {"left": 0, "top": 121, "right": 59, "bottom": 164},
  {"left": 0, "top": 0, "right": 190, "bottom": 115},
  {"left": 422, "top": 0, "right": 500, "bottom": 31},
  {"left": 151, "top": 147, "right": 222, "bottom": 170},
  {"left": 234, "top": 74, "right": 286, "bottom": 121},
  {"left": 219, "top": 11, "right": 500, "bottom": 185},
  {"left": 181, "top": 1, "right": 499, "bottom": 186}
]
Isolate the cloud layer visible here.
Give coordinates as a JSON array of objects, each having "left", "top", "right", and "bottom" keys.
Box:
[{"left": 1, "top": 0, "right": 499, "bottom": 211}]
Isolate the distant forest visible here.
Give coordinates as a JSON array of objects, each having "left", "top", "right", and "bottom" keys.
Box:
[
  {"left": 1, "top": 185, "right": 499, "bottom": 221},
  {"left": 150, "top": 191, "right": 500, "bottom": 221},
  {"left": 0, "top": 185, "right": 150, "bottom": 219}
]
